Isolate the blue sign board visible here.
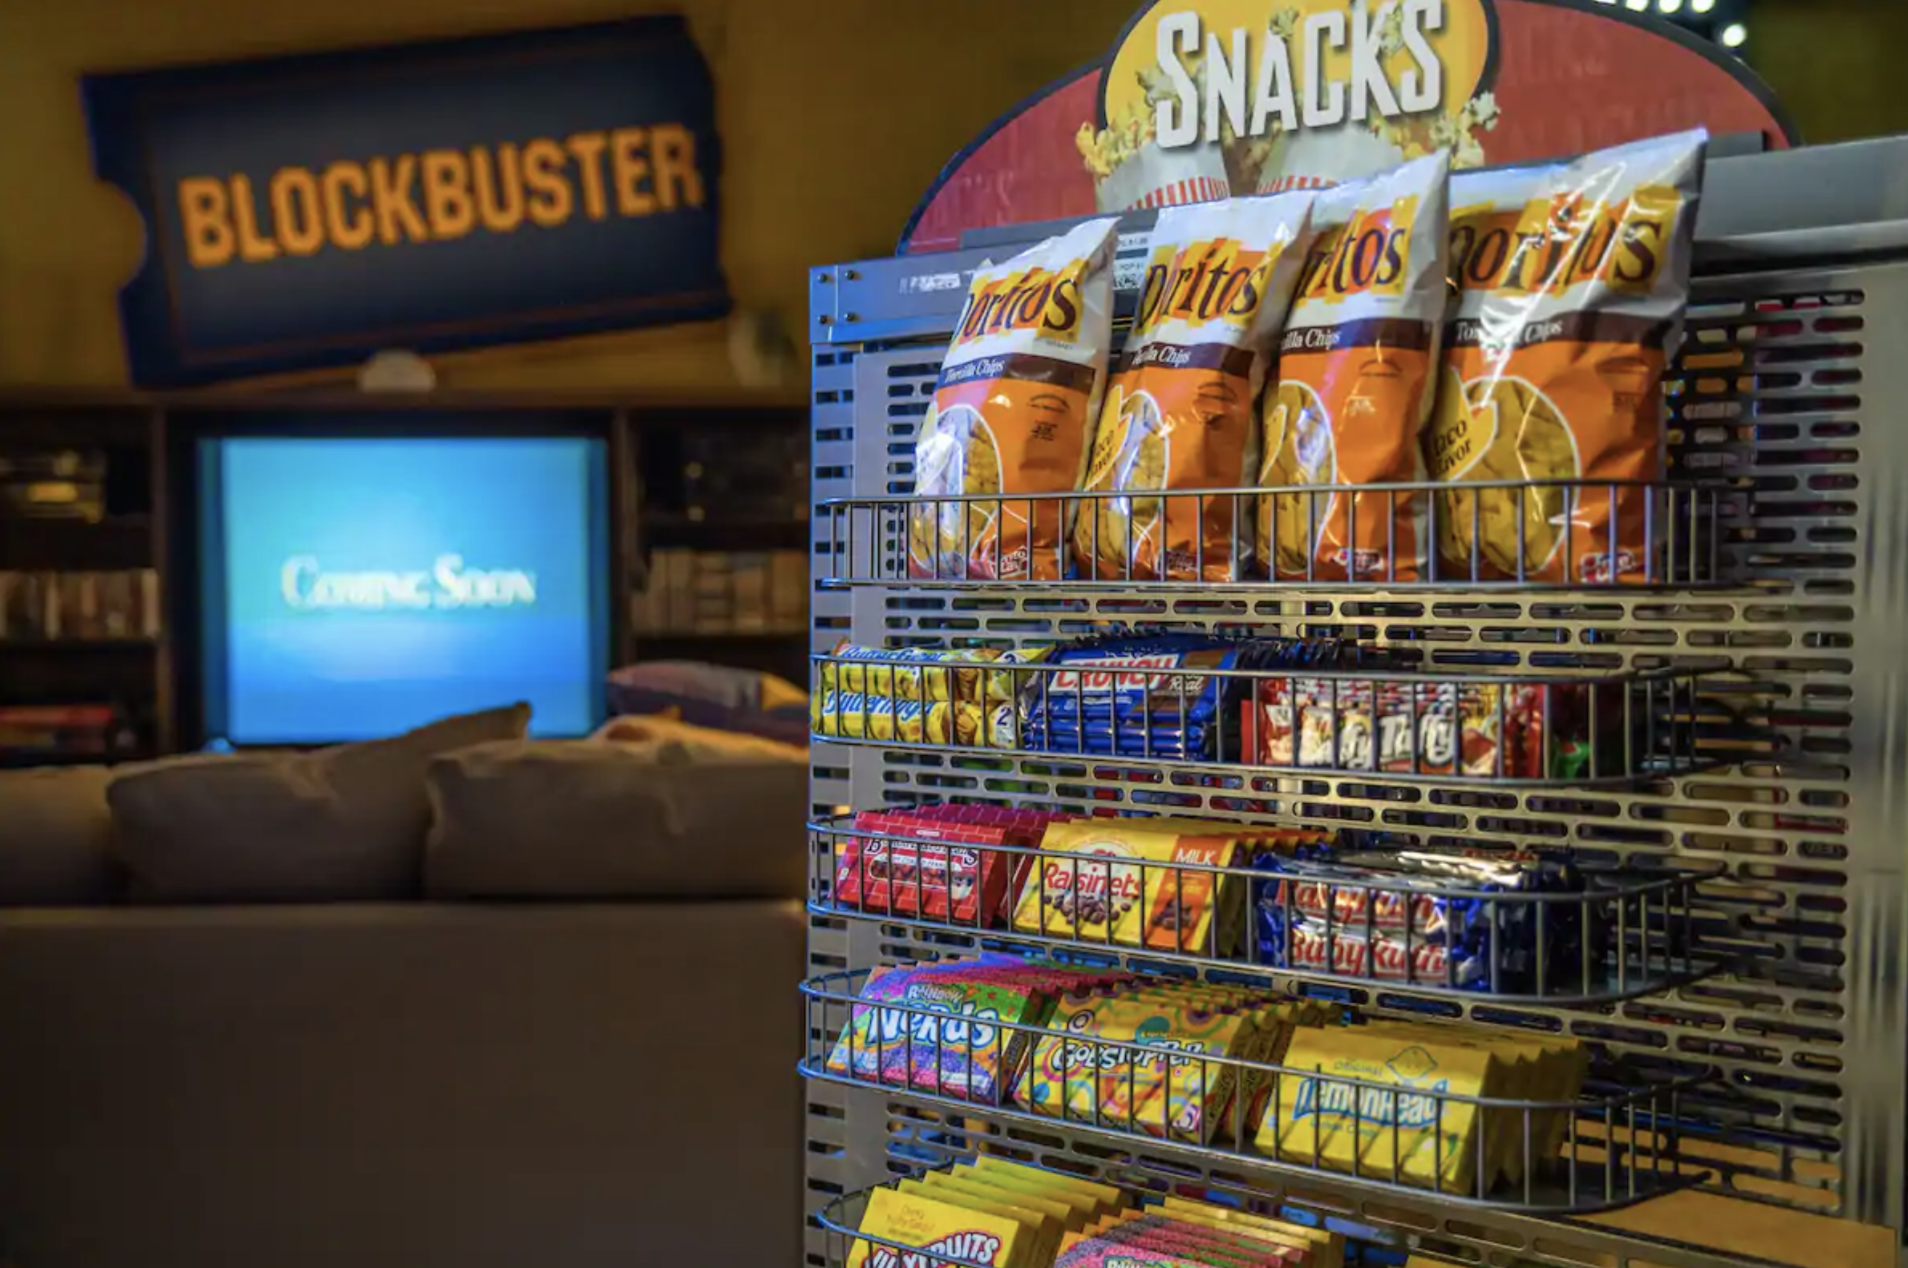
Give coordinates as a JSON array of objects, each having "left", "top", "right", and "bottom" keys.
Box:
[{"left": 84, "top": 17, "right": 730, "bottom": 387}]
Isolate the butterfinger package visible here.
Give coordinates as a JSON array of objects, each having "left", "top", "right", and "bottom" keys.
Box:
[
  {"left": 1073, "top": 194, "right": 1316, "bottom": 582},
  {"left": 910, "top": 218, "right": 1121, "bottom": 581},
  {"left": 1424, "top": 130, "right": 1707, "bottom": 584},
  {"left": 1259, "top": 152, "right": 1451, "bottom": 583}
]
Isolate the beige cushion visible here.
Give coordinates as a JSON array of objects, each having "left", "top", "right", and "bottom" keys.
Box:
[
  {"left": 592, "top": 714, "right": 807, "bottom": 763},
  {"left": 108, "top": 704, "right": 531, "bottom": 902},
  {"left": 0, "top": 766, "right": 119, "bottom": 905},
  {"left": 425, "top": 738, "right": 806, "bottom": 900}
]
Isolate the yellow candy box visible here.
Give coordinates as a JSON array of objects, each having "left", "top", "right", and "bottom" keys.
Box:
[
  {"left": 1258, "top": 1024, "right": 1503, "bottom": 1194},
  {"left": 847, "top": 1186, "right": 1028, "bottom": 1268}
]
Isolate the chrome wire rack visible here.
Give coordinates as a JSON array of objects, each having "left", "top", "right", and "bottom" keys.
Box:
[
  {"left": 801, "top": 967, "right": 1712, "bottom": 1215},
  {"left": 807, "top": 815, "right": 1726, "bottom": 1005},
  {"left": 806, "top": 143, "right": 1908, "bottom": 1268},
  {"left": 812, "top": 648, "right": 1745, "bottom": 788},
  {"left": 817, "top": 479, "right": 1733, "bottom": 590}
]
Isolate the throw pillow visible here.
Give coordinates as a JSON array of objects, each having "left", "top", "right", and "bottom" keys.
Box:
[
  {"left": 0, "top": 765, "right": 120, "bottom": 905},
  {"left": 606, "top": 660, "right": 809, "bottom": 747},
  {"left": 425, "top": 737, "right": 806, "bottom": 900},
  {"left": 107, "top": 703, "right": 531, "bottom": 902},
  {"left": 592, "top": 714, "right": 807, "bottom": 764}
]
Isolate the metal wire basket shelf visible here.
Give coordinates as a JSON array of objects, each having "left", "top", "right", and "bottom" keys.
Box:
[
  {"left": 817, "top": 479, "right": 1733, "bottom": 591},
  {"left": 800, "top": 967, "right": 1714, "bottom": 1215},
  {"left": 812, "top": 649, "right": 1741, "bottom": 789},
  {"left": 813, "top": 1177, "right": 1046, "bottom": 1268},
  {"left": 811, "top": 1172, "right": 1351, "bottom": 1268},
  {"left": 808, "top": 815, "right": 1725, "bottom": 1006}
]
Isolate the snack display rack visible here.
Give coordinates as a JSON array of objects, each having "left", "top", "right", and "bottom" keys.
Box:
[{"left": 802, "top": 137, "right": 1908, "bottom": 1268}]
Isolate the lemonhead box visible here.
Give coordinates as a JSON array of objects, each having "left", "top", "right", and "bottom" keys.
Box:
[{"left": 83, "top": 16, "right": 729, "bottom": 387}]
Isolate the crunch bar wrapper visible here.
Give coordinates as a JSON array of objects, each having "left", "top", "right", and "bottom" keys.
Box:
[
  {"left": 1074, "top": 194, "right": 1317, "bottom": 582},
  {"left": 1259, "top": 152, "right": 1452, "bottom": 582},
  {"left": 910, "top": 218, "right": 1121, "bottom": 581},
  {"left": 1425, "top": 130, "right": 1707, "bottom": 584}
]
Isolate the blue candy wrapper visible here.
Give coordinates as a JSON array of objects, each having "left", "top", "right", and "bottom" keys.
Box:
[
  {"left": 1021, "top": 635, "right": 1377, "bottom": 761},
  {"left": 1252, "top": 846, "right": 1594, "bottom": 995}
]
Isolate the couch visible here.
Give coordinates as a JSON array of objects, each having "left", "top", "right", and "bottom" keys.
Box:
[{"left": 0, "top": 707, "right": 809, "bottom": 1268}]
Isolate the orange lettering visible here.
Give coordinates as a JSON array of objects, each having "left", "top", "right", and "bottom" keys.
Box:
[
  {"left": 269, "top": 167, "right": 325, "bottom": 257},
  {"left": 521, "top": 139, "right": 572, "bottom": 228},
  {"left": 176, "top": 176, "right": 234, "bottom": 269},
  {"left": 420, "top": 149, "right": 475, "bottom": 239},
  {"left": 565, "top": 131, "right": 610, "bottom": 221},
  {"left": 368, "top": 156, "right": 429, "bottom": 245},
  {"left": 651, "top": 124, "right": 703, "bottom": 210},
  {"left": 609, "top": 128, "right": 656, "bottom": 217},
  {"left": 470, "top": 144, "right": 524, "bottom": 233},
  {"left": 321, "top": 163, "right": 374, "bottom": 250},
  {"left": 228, "top": 175, "right": 279, "bottom": 263}
]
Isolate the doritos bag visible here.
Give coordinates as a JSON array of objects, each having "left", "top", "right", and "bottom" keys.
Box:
[
  {"left": 1258, "top": 152, "right": 1451, "bottom": 583},
  {"left": 1424, "top": 130, "right": 1707, "bottom": 584},
  {"left": 1073, "top": 194, "right": 1316, "bottom": 582},
  {"left": 909, "top": 218, "right": 1120, "bottom": 581}
]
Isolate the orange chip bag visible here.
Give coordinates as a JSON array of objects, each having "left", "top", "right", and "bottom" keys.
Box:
[
  {"left": 1425, "top": 130, "right": 1707, "bottom": 584},
  {"left": 909, "top": 218, "right": 1120, "bottom": 582},
  {"left": 1259, "top": 152, "right": 1451, "bottom": 583},
  {"left": 1072, "top": 194, "right": 1316, "bottom": 582}
]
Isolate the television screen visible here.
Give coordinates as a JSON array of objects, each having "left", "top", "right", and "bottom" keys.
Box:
[{"left": 197, "top": 434, "right": 611, "bottom": 745}]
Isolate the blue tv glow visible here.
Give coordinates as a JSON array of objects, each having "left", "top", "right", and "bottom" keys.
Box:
[{"left": 197, "top": 434, "right": 611, "bottom": 744}]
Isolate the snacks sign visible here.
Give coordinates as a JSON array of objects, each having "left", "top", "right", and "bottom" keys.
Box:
[
  {"left": 901, "top": 0, "right": 1793, "bottom": 253},
  {"left": 83, "top": 17, "right": 729, "bottom": 387}
]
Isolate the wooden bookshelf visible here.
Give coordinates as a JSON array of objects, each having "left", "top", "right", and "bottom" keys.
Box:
[{"left": 0, "top": 388, "right": 811, "bottom": 759}]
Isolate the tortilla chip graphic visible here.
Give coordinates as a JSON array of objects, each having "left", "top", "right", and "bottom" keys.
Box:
[
  {"left": 1474, "top": 377, "right": 1577, "bottom": 579},
  {"left": 1076, "top": 387, "right": 1169, "bottom": 577},
  {"left": 1258, "top": 378, "right": 1337, "bottom": 577},
  {"left": 909, "top": 403, "right": 1003, "bottom": 579}
]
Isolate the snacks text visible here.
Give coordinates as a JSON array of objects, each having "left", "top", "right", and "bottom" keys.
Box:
[{"left": 1152, "top": 1, "right": 1447, "bottom": 150}]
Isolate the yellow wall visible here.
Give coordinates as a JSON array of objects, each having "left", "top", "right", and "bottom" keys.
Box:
[
  {"left": 0, "top": 0, "right": 1120, "bottom": 391},
  {"left": 1746, "top": 0, "right": 1908, "bottom": 145},
  {"left": 1, "top": 0, "right": 1902, "bottom": 392}
]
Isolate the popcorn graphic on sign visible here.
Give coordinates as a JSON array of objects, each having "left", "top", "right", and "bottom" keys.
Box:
[
  {"left": 1077, "top": 58, "right": 1229, "bottom": 213},
  {"left": 1254, "top": 124, "right": 1408, "bottom": 195}
]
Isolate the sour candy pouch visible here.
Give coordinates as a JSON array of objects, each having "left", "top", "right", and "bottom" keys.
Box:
[
  {"left": 910, "top": 218, "right": 1120, "bottom": 581},
  {"left": 1259, "top": 152, "right": 1451, "bottom": 583},
  {"left": 1074, "top": 193, "right": 1316, "bottom": 582},
  {"left": 1424, "top": 130, "right": 1707, "bottom": 584}
]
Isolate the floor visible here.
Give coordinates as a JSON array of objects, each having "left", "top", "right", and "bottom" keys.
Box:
[{"left": 1591, "top": 1192, "right": 1894, "bottom": 1267}]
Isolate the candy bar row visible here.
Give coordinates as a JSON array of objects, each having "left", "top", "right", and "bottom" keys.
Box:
[
  {"left": 812, "top": 959, "right": 1683, "bottom": 1207},
  {"left": 811, "top": 633, "right": 1699, "bottom": 780},
  {"left": 841, "top": 1159, "right": 1360, "bottom": 1268},
  {"left": 821, "top": 806, "right": 1707, "bottom": 1002}
]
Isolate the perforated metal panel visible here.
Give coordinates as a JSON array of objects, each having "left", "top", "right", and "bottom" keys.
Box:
[{"left": 805, "top": 163, "right": 1908, "bottom": 1268}]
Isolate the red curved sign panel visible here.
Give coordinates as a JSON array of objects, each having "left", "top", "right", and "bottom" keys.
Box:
[{"left": 903, "top": 0, "right": 1793, "bottom": 254}]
